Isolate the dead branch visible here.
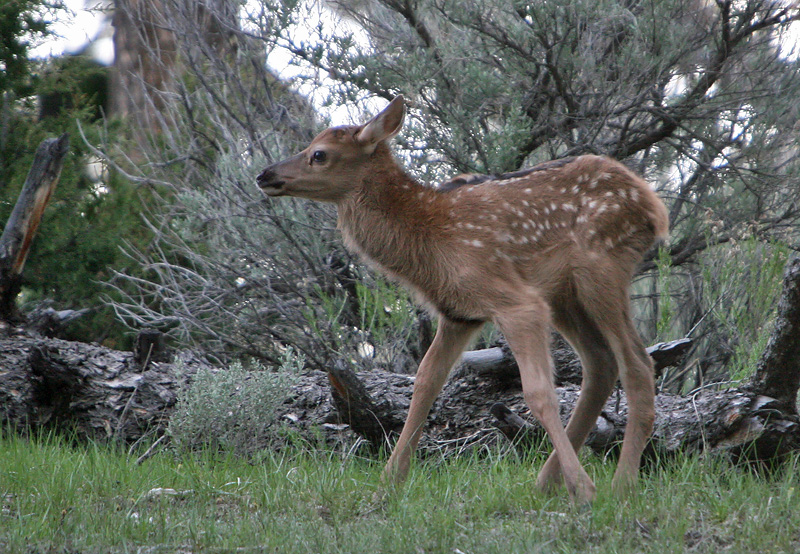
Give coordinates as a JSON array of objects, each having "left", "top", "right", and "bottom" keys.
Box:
[{"left": 0, "top": 134, "right": 69, "bottom": 321}]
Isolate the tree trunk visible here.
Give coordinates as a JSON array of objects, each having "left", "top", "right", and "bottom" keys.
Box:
[
  {"left": 111, "top": 0, "right": 239, "bottom": 127},
  {"left": 0, "top": 134, "right": 69, "bottom": 321},
  {"left": 746, "top": 254, "right": 800, "bottom": 410},
  {"left": 111, "top": 0, "right": 178, "bottom": 127}
]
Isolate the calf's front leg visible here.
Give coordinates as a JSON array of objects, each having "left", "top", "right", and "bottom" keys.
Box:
[{"left": 381, "top": 317, "right": 483, "bottom": 486}]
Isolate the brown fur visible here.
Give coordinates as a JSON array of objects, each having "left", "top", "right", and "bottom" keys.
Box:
[{"left": 257, "top": 96, "right": 669, "bottom": 504}]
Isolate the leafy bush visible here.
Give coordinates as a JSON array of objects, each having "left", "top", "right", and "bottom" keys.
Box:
[{"left": 168, "top": 350, "right": 302, "bottom": 456}]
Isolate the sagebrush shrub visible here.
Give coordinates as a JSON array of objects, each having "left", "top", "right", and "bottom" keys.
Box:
[{"left": 168, "top": 351, "right": 302, "bottom": 456}]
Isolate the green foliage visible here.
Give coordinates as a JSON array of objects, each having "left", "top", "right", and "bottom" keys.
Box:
[
  {"left": 168, "top": 351, "right": 302, "bottom": 456},
  {"left": 105, "top": 0, "right": 800, "bottom": 383},
  {"left": 356, "top": 280, "right": 417, "bottom": 352},
  {"left": 655, "top": 246, "right": 675, "bottom": 341},
  {"left": 103, "top": 7, "right": 428, "bottom": 370},
  {"left": 0, "top": 0, "right": 60, "bottom": 97},
  {"left": 0, "top": 4, "right": 153, "bottom": 347},
  {"left": 654, "top": 238, "right": 789, "bottom": 392},
  {"left": 1, "top": 92, "right": 152, "bottom": 347},
  {"left": 700, "top": 239, "right": 790, "bottom": 382},
  {"left": 37, "top": 54, "right": 109, "bottom": 120},
  {"left": 313, "top": 277, "right": 418, "bottom": 369},
  {"left": 1, "top": 433, "right": 800, "bottom": 553}
]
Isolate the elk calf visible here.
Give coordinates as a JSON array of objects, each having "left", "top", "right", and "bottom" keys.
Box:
[{"left": 257, "top": 96, "right": 669, "bottom": 504}]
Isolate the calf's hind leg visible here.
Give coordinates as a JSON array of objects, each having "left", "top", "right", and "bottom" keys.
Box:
[
  {"left": 495, "top": 303, "right": 596, "bottom": 505},
  {"left": 536, "top": 302, "right": 619, "bottom": 492}
]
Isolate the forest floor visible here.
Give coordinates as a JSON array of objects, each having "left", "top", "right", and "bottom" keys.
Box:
[{"left": 1, "top": 432, "right": 799, "bottom": 553}]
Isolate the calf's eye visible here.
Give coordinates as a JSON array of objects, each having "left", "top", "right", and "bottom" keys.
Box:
[{"left": 312, "top": 150, "right": 327, "bottom": 163}]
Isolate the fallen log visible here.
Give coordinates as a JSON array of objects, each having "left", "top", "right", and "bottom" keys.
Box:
[
  {"left": 0, "top": 331, "right": 207, "bottom": 444},
  {"left": 0, "top": 330, "right": 796, "bottom": 467},
  {"left": 455, "top": 336, "right": 693, "bottom": 385},
  {"left": 488, "top": 390, "right": 800, "bottom": 464}
]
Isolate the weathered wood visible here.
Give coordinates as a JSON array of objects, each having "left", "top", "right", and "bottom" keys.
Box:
[
  {"left": 0, "top": 333, "right": 200, "bottom": 443},
  {"left": 648, "top": 338, "right": 694, "bottom": 374},
  {"left": 26, "top": 303, "right": 90, "bottom": 337},
  {"left": 487, "top": 387, "right": 800, "bottom": 465},
  {"left": 134, "top": 328, "right": 170, "bottom": 370},
  {"left": 490, "top": 402, "right": 538, "bottom": 448},
  {"left": 453, "top": 336, "right": 584, "bottom": 384},
  {"left": 327, "top": 334, "right": 688, "bottom": 448},
  {"left": 328, "top": 361, "right": 404, "bottom": 450},
  {"left": 455, "top": 346, "right": 518, "bottom": 380},
  {"left": 0, "top": 332, "right": 796, "bottom": 466},
  {"left": 454, "top": 336, "right": 693, "bottom": 385},
  {"left": 0, "top": 134, "right": 69, "bottom": 321}
]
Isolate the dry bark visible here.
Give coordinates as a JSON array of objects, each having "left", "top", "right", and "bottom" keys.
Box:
[{"left": 0, "top": 327, "right": 796, "bottom": 466}]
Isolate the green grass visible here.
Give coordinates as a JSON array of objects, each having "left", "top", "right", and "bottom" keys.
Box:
[{"left": 1, "top": 433, "right": 798, "bottom": 553}]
